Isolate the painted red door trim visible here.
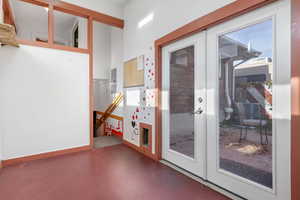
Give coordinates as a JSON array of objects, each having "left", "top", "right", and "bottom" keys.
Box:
[{"left": 291, "top": 0, "right": 300, "bottom": 199}]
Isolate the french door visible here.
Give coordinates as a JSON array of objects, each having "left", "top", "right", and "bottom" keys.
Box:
[
  {"left": 206, "top": 1, "right": 290, "bottom": 199},
  {"left": 162, "top": 0, "right": 291, "bottom": 199},
  {"left": 162, "top": 32, "right": 207, "bottom": 178}
]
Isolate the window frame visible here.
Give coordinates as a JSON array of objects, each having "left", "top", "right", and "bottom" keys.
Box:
[
  {"left": 3, "top": 0, "right": 124, "bottom": 54},
  {"left": 10, "top": 0, "right": 89, "bottom": 53}
]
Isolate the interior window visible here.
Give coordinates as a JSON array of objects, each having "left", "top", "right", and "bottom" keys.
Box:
[
  {"left": 9, "top": 0, "right": 48, "bottom": 42},
  {"left": 53, "top": 10, "right": 87, "bottom": 48}
]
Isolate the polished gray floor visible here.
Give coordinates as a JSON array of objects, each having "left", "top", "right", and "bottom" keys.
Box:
[{"left": 93, "top": 135, "right": 122, "bottom": 149}]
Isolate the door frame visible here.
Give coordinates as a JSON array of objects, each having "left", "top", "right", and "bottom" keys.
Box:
[{"left": 154, "top": 0, "right": 300, "bottom": 199}]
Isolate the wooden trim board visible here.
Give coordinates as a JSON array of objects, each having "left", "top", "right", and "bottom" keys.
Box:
[
  {"left": 2, "top": 145, "right": 91, "bottom": 167},
  {"left": 88, "top": 16, "right": 94, "bottom": 147},
  {"left": 95, "top": 111, "right": 123, "bottom": 121},
  {"left": 48, "top": 3, "right": 54, "bottom": 45},
  {"left": 16, "top": 39, "right": 90, "bottom": 54},
  {"left": 18, "top": 0, "right": 48, "bottom": 7},
  {"left": 2, "top": 0, "right": 16, "bottom": 30}
]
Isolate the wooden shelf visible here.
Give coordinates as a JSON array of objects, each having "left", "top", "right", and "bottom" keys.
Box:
[{"left": 0, "top": 23, "right": 19, "bottom": 47}]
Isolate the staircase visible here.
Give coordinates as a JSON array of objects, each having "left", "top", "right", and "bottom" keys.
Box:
[{"left": 94, "top": 93, "right": 123, "bottom": 133}]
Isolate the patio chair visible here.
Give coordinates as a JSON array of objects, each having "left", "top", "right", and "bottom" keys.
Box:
[{"left": 235, "top": 102, "right": 269, "bottom": 145}]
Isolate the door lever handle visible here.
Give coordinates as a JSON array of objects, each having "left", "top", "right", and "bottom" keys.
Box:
[
  {"left": 192, "top": 108, "right": 203, "bottom": 115},
  {"left": 198, "top": 97, "right": 203, "bottom": 103}
]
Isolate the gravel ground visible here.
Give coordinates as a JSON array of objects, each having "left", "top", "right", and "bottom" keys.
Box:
[
  {"left": 220, "top": 158, "right": 272, "bottom": 188},
  {"left": 169, "top": 127, "right": 273, "bottom": 188}
]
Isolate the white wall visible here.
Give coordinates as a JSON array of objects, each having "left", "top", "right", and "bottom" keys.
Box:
[
  {"left": 93, "top": 22, "right": 111, "bottom": 111},
  {"left": 0, "top": 45, "right": 89, "bottom": 160},
  {"left": 93, "top": 79, "right": 111, "bottom": 111},
  {"left": 93, "top": 22, "right": 111, "bottom": 80},
  {"left": 93, "top": 23, "right": 124, "bottom": 114},
  {"left": 0, "top": 0, "right": 3, "bottom": 163},
  {"left": 111, "top": 27, "right": 124, "bottom": 92},
  {"left": 122, "top": 0, "right": 236, "bottom": 150},
  {"left": 64, "top": 0, "right": 124, "bottom": 19},
  {"left": 0, "top": 0, "right": 123, "bottom": 160},
  {"left": 124, "top": 0, "right": 235, "bottom": 61},
  {"left": 110, "top": 27, "right": 124, "bottom": 116}
]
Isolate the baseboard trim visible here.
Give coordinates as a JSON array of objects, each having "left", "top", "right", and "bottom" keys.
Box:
[
  {"left": 123, "top": 140, "right": 158, "bottom": 161},
  {"left": 3, "top": 145, "right": 92, "bottom": 167}
]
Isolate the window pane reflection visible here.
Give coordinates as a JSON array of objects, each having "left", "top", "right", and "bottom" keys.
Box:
[
  {"left": 53, "top": 10, "right": 87, "bottom": 48},
  {"left": 218, "top": 20, "right": 273, "bottom": 188},
  {"left": 170, "top": 46, "right": 195, "bottom": 158}
]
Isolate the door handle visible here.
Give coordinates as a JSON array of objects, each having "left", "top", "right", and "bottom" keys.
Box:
[
  {"left": 198, "top": 97, "right": 203, "bottom": 103},
  {"left": 192, "top": 108, "right": 203, "bottom": 115}
]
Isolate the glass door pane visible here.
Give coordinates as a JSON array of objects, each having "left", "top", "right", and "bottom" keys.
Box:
[
  {"left": 169, "top": 46, "right": 195, "bottom": 158},
  {"left": 162, "top": 31, "right": 206, "bottom": 178},
  {"left": 218, "top": 19, "right": 273, "bottom": 188}
]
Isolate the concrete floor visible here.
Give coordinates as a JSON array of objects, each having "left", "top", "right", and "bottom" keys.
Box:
[
  {"left": 170, "top": 132, "right": 194, "bottom": 158},
  {"left": 0, "top": 145, "right": 229, "bottom": 200},
  {"left": 93, "top": 135, "right": 122, "bottom": 149}
]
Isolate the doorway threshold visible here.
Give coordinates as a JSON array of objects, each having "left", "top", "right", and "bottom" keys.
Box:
[{"left": 160, "top": 160, "right": 245, "bottom": 200}]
